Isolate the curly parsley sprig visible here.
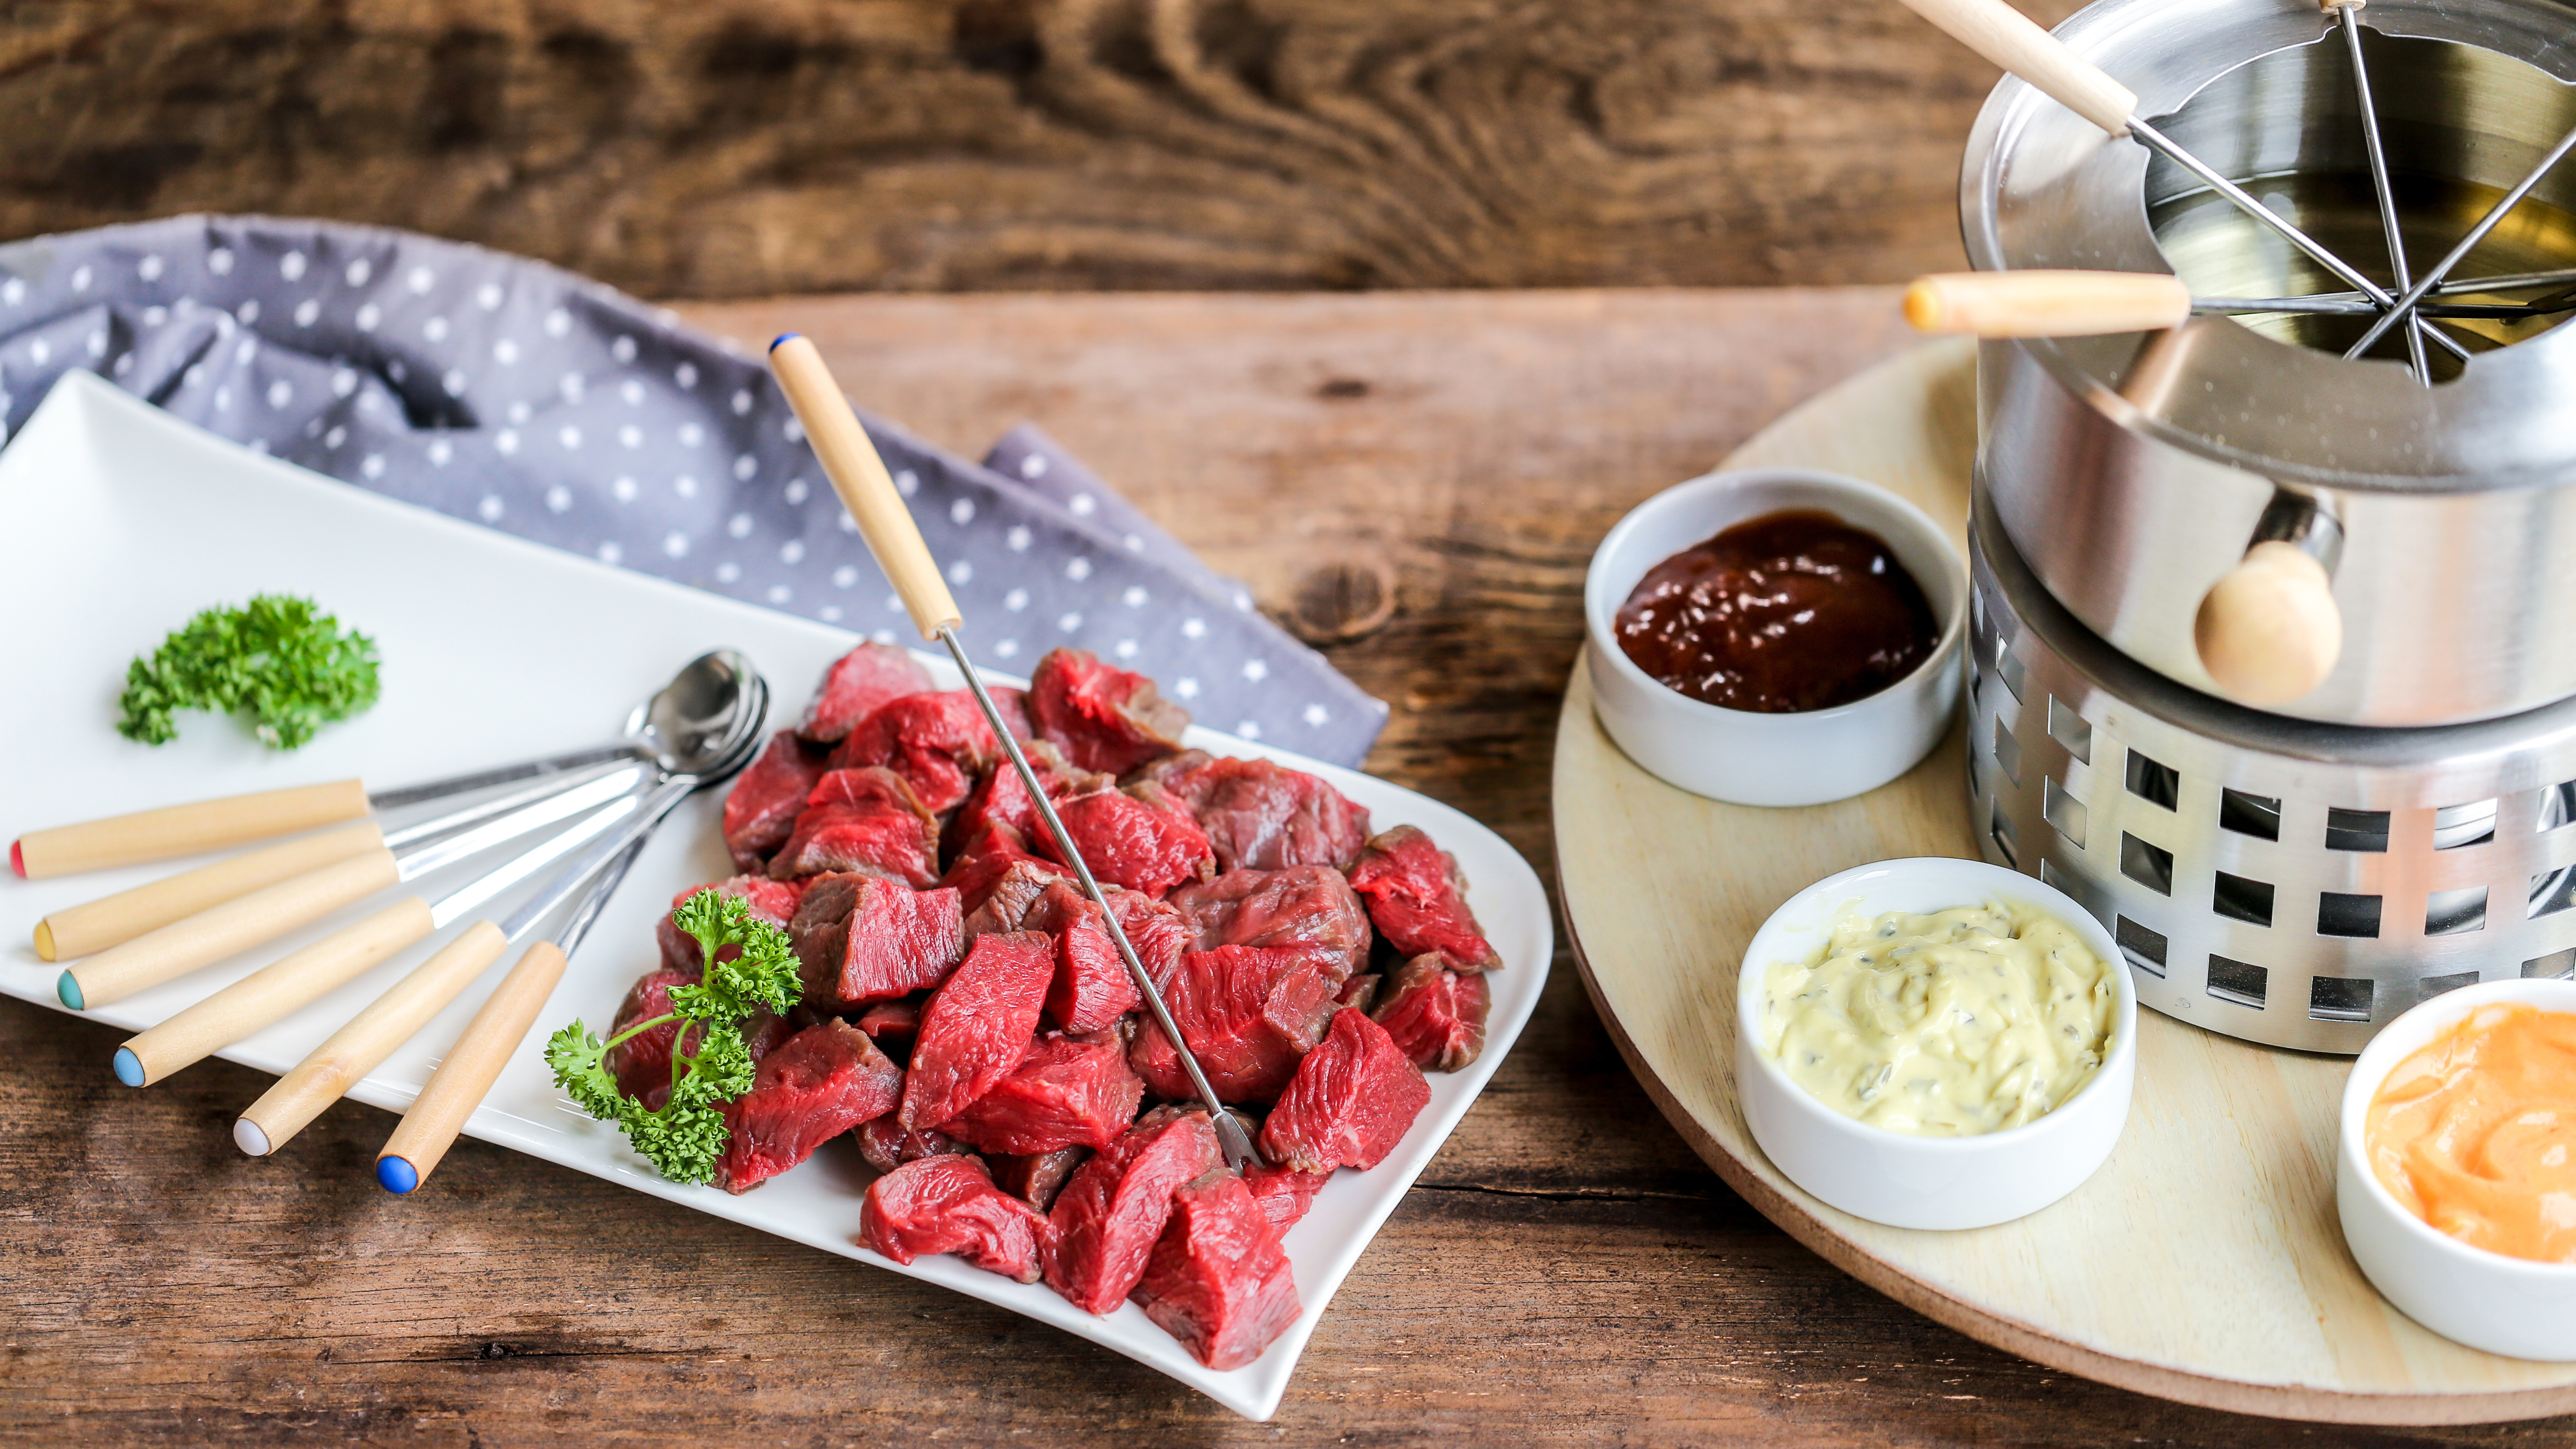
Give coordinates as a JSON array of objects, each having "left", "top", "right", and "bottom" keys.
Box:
[
  {"left": 118, "top": 594, "right": 380, "bottom": 750},
  {"left": 545, "top": 891, "right": 803, "bottom": 1185}
]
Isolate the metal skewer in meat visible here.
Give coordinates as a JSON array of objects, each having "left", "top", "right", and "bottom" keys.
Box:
[
  {"left": 765, "top": 332, "right": 1269, "bottom": 1174},
  {"left": 1891, "top": 0, "right": 2475, "bottom": 365}
]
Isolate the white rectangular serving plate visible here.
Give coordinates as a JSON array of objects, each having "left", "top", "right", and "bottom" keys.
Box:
[{"left": 0, "top": 371, "right": 1550, "bottom": 1422}]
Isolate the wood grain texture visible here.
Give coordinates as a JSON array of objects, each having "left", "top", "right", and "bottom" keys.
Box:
[
  {"left": 0, "top": 0, "right": 2078, "bottom": 297},
  {"left": 8, "top": 285, "right": 2573, "bottom": 1443},
  {"left": 1550, "top": 340, "right": 2576, "bottom": 1425}
]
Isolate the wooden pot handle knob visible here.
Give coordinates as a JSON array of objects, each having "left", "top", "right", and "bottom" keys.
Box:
[
  {"left": 1905, "top": 271, "right": 2194, "bottom": 338},
  {"left": 2195, "top": 541, "right": 2344, "bottom": 706}
]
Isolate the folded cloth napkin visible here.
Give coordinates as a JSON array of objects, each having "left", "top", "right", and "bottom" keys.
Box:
[{"left": 0, "top": 215, "right": 1389, "bottom": 765}]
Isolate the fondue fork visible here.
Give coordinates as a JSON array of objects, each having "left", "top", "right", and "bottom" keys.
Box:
[
  {"left": 1892, "top": 0, "right": 2474, "bottom": 366},
  {"left": 372, "top": 837, "right": 649, "bottom": 1194},
  {"left": 2344, "top": 117, "right": 2576, "bottom": 357},
  {"left": 767, "top": 333, "right": 1268, "bottom": 1175},
  {"left": 57, "top": 765, "right": 650, "bottom": 1013},
  {"left": 110, "top": 785, "right": 647, "bottom": 1089},
  {"left": 238, "top": 822, "right": 651, "bottom": 1159},
  {"left": 1903, "top": 271, "right": 2575, "bottom": 339},
  {"left": 2328, "top": 0, "right": 2431, "bottom": 381}
]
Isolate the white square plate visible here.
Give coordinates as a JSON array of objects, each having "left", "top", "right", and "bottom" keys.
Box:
[{"left": 0, "top": 371, "right": 1550, "bottom": 1421}]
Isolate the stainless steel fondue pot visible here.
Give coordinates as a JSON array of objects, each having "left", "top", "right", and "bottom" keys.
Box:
[{"left": 1952, "top": 0, "right": 2576, "bottom": 1050}]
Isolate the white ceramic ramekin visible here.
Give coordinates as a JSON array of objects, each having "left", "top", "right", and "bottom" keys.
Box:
[
  {"left": 1736, "top": 857, "right": 2139, "bottom": 1230},
  {"left": 2338, "top": 978, "right": 2576, "bottom": 1360},
  {"left": 1584, "top": 467, "right": 1964, "bottom": 807}
]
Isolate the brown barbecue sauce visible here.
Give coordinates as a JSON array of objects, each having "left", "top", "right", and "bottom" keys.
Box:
[{"left": 1614, "top": 509, "right": 1937, "bottom": 713}]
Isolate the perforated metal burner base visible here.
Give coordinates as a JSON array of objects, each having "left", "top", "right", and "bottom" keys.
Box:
[{"left": 1970, "top": 489, "right": 2576, "bottom": 1054}]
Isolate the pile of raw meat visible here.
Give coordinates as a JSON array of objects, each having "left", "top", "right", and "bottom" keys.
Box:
[{"left": 603, "top": 642, "right": 1502, "bottom": 1371}]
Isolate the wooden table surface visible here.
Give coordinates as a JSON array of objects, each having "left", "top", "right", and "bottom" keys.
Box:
[{"left": 7, "top": 285, "right": 2565, "bottom": 1445}]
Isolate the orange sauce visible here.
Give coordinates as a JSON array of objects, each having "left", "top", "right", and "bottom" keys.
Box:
[{"left": 2365, "top": 1004, "right": 2576, "bottom": 1265}]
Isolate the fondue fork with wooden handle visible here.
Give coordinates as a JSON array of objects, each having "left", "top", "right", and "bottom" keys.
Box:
[
  {"left": 1889, "top": 0, "right": 2469, "bottom": 366},
  {"left": 10, "top": 744, "right": 645, "bottom": 882},
  {"left": 768, "top": 332, "right": 1268, "bottom": 1174},
  {"left": 111, "top": 784, "right": 649, "bottom": 1089},
  {"left": 29, "top": 759, "right": 640, "bottom": 964},
  {"left": 1903, "top": 269, "right": 2350, "bottom": 706},
  {"left": 239, "top": 819, "right": 653, "bottom": 1159},
  {"left": 58, "top": 765, "right": 650, "bottom": 1014},
  {"left": 371, "top": 837, "right": 649, "bottom": 1193}
]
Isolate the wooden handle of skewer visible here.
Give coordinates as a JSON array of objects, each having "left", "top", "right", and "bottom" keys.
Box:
[
  {"left": 767, "top": 333, "right": 963, "bottom": 640},
  {"left": 12, "top": 779, "right": 370, "bottom": 880},
  {"left": 2195, "top": 541, "right": 2345, "bottom": 705},
  {"left": 377, "top": 940, "right": 568, "bottom": 1193},
  {"left": 114, "top": 894, "right": 435, "bottom": 1088},
  {"left": 1891, "top": 0, "right": 2139, "bottom": 135},
  {"left": 61, "top": 847, "right": 401, "bottom": 1011},
  {"left": 1905, "top": 271, "right": 2193, "bottom": 337},
  {"left": 36, "top": 821, "right": 386, "bottom": 962},
  {"left": 235, "top": 920, "right": 509, "bottom": 1156}
]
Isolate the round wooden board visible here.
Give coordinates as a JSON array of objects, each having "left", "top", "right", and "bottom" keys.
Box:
[{"left": 1552, "top": 339, "right": 2576, "bottom": 1425}]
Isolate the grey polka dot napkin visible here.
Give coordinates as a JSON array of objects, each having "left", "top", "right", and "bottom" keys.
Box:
[{"left": 0, "top": 215, "right": 1388, "bottom": 765}]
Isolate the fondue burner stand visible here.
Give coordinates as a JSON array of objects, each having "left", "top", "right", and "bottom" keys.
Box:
[{"left": 1958, "top": 0, "right": 2576, "bottom": 1052}]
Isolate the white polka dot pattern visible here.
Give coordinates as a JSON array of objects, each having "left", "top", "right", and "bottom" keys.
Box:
[{"left": 0, "top": 216, "right": 1387, "bottom": 765}]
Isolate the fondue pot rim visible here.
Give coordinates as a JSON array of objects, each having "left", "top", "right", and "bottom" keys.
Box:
[{"left": 1958, "top": 0, "right": 2576, "bottom": 494}]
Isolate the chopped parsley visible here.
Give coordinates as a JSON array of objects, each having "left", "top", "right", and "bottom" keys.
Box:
[{"left": 117, "top": 594, "right": 380, "bottom": 750}]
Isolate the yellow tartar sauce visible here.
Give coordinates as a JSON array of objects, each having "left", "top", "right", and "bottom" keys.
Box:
[{"left": 1756, "top": 902, "right": 2117, "bottom": 1136}]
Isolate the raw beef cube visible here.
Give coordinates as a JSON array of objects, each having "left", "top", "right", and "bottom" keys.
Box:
[
  {"left": 1045, "top": 1107, "right": 1223, "bottom": 1314},
  {"left": 861, "top": 1154, "right": 1053, "bottom": 1283},
  {"left": 829, "top": 690, "right": 1000, "bottom": 815},
  {"left": 854, "top": 998, "right": 923, "bottom": 1060},
  {"left": 1346, "top": 825, "right": 1500, "bottom": 971},
  {"left": 960, "top": 858, "right": 1071, "bottom": 937},
  {"left": 1030, "top": 647, "right": 1191, "bottom": 776},
  {"left": 940, "top": 1030, "right": 1145, "bottom": 1155},
  {"left": 1242, "top": 1164, "right": 1330, "bottom": 1236},
  {"left": 1131, "top": 1169, "right": 1302, "bottom": 1370},
  {"left": 940, "top": 823, "right": 1063, "bottom": 917},
  {"left": 1258, "top": 1008, "right": 1431, "bottom": 1174},
  {"left": 604, "top": 967, "right": 696, "bottom": 1106},
  {"left": 1104, "top": 889, "right": 1192, "bottom": 986},
  {"left": 1036, "top": 785, "right": 1214, "bottom": 898},
  {"left": 986, "top": 684, "right": 1037, "bottom": 742},
  {"left": 799, "top": 643, "right": 934, "bottom": 744},
  {"left": 900, "top": 930, "right": 1055, "bottom": 1129},
  {"left": 1336, "top": 974, "right": 1381, "bottom": 1014},
  {"left": 657, "top": 875, "right": 806, "bottom": 978},
  {"left": 1128, "top": 945, "right": 1339, "bottom": 1104},
  {"left": 720, "top": 730, "right": 831, "bottom": 873},
  {"left": 990, "top": 1146, "right": 1090, "bottom": 1214},
  {"left": 768, "top": 767, "right": 940, "bottom": 886},
  {"left": 1161, "top": 756, "right": 1372, "bottom": 873},
  {"left": 787, "top": 873, "right": 965, "bottom": 1011},
  {"left": 1168, "top": 866, "right": 1372, "bottom": 981},
  {"left": 1124, "top": 748, "right": 1213, "bottom": 789},
  {"left": 856, "top": 1114, "right": 965, "bottom": 1175},
  {"left": 1050, "top": 911, "right": 1142, "bottom": 1032},
  {"left": 716, "top": 1019, "right": 906, "bottom": 1193},
  {"left": 1372, "top": 953, "right": 1492, "bottom": 1072},
  {"left": 942, "top": 738, "right": 1104, "bottom": 861}
]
